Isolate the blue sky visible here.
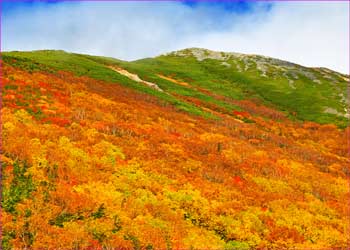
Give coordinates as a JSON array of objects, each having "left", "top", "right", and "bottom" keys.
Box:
[
  {"left": 2, "top": 1, "right": 269, "bottom": 13},
  {"left": 1, "top": 1, "right": 349, "bottom": 73}
]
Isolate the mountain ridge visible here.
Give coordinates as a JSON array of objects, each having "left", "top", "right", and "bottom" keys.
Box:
[{"left": 6, "top": 47, "right": 349, "bottom": 76}]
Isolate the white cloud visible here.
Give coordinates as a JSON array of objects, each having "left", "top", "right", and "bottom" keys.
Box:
[
  {"left": 2, "top": 1, "right": 349, "bottom": 73},
  {"left": 184, "top": 2, "right": 349, "bottom": 74}
]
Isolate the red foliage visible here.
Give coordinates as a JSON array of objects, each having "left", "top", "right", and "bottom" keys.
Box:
[
  {"left": 39, "top": 81, "right": 50, "bottom": 88},
  {"left": 232, "top": 176, "right": 243, "bottom": 185},
  {"left": 232, "top": 110, "right": 249, "bottom": 118},
  {"left": 42, "top": 117, "right": 71, "bottom": 127}
]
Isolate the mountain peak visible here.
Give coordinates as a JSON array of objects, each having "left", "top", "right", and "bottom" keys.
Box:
[{"left": 163, "top": 47, "right": 244, "bottom": 61}]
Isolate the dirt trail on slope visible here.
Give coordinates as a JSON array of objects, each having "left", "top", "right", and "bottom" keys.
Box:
[
  {"left": 108, "top": 66, "right": 163, "bottom": 92},
  {"left": 157, "top": 74, "right": 189, "bottom": 87},
  {"left": 108, "top": 66, "right": 247, "bottom": 121}
]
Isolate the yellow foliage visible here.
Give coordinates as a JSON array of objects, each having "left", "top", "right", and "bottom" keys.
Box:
[
  {"left": 253, "top": 176, "right": 293, "bottom": 194},
  {"left": 200, "top": 132, "right": 226, "bottom": 142},
  {"left": 14, "top": 109, "right": 33, "bottom": 124}
]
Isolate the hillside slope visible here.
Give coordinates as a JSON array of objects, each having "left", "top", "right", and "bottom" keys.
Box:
[
  {"left": 3, "top": 48, "right": 350, "bottom": 127},
  {"left": 1, "top": 50, "right": 350, "bottom": 249}
]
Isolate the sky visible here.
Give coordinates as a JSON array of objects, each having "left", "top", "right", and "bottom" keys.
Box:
[{"left": 1, "top": 1, "right": 349, "bottom": 74}]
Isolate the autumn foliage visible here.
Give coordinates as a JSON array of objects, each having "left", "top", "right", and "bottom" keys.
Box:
[{"left": 1, "top": 63, "right": 349, "bottom": 249}]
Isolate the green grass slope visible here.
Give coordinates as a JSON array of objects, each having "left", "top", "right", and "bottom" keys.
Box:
[
  {"left": 2, "top": 48, "right": 349, "bottom": 127},
  {"left": 128, "top": 48, "right": 349, "bottom": 127}
]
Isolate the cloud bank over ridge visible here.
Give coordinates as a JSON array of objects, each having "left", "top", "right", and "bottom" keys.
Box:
[{"left": 2, "top": 1, "right": 349, "bottom": 73}]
